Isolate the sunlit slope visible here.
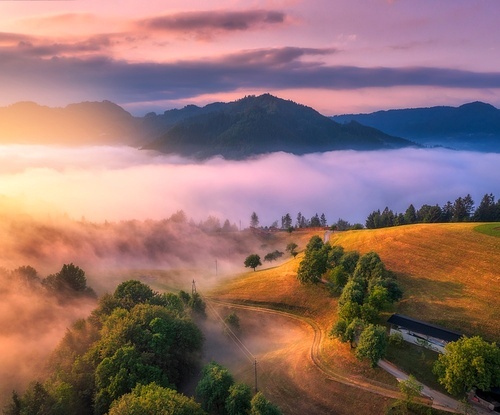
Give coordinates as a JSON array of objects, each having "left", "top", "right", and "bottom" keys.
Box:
[
  {"left": 330, "top": 223, "right": 500, "bottom": 341},
  {"left": 211, "top": 224, "right": 500, "bottom": 341},
  {"left": 209, "top": 230, "right": 336, "bottom": 325}
]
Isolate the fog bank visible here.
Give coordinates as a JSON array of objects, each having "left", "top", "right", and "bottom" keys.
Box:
[{"left": 0, "top": 145, "right": 498, "bottom": 226}]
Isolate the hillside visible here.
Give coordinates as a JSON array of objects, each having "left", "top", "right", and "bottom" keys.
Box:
[
  {"left": 0, "top": 101, "right": 142, "bottom": 146},
  {"left": 208, "top": 223, "right": 500, "bottom": 413},
  {"left": 332, "top": 102, "right": 500, "bottom": 152},
  {"left": 212, "top": 223, "right": 500, "bottom": 341},
  {"left": 329, "top": 223, "right": 500, "bottom": 341},
  {"left": 143, "top": 94, "right": 417, "bottom": 159}
]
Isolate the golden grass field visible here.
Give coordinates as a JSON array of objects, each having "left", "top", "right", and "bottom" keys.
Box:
[
  {"left": 329, "top": 223, "right": 500, "bottom": 342},
  {"left": 208, "top": 223, "right": 500, "bottom": 414}
]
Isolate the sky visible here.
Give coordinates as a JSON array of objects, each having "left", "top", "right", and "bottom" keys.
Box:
[{"left": 1, "top": 0, "right": 500, "bottom": 115}]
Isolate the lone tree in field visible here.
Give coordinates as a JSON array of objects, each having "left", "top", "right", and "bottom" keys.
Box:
[{"left": 244, "top": 254, "right": 262, "bottom": 271}]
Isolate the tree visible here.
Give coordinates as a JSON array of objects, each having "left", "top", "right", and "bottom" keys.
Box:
[
  {"left": 9, "top": 381, "right": 55, "bottom": 415},
  {"left": 113, "top": 280, "right": 155, "bottom": 310},
  {"left": 285, "top": 242, "right": 298, "bottom": 257},
  {"left": 474, "top": 193, "right": 497, "bottom": 221},
  {"left": 188, "top": 292, "right": 207, "bottom": 316},
  {"left": 281, "top": 213, "right": 292, "bottom": 230},
  {"left": 355, "top": 324, "right": 388, "bottom": 367},
  {"left": 326, "top": 266, "right": 349, "bottom": 294},
  {"left": 225, "top": 383, "right": 252, "bottom": 415},
  {"left": 310, "top": 213, "right": 321, "bottom": 227},
  {"left": 398, "top": 375, "right": 423, "bottom": 413},
  {"left": 336, "top": 251, "right": 358, "bottom": 275},
  {"left": 320, "top": 213, "right": 327, "bottom": 227},
  {"left": 108, "top": 383, "right": 205, "bottom": 415},
  {"left": 250, "top": 392, "right": 282, "bottom": 415},
  {"left": 417, "top": 204, "right": 442, "bottom": 223},
  {"left": 250, "top": 212, "right": 259, "bottom": 228},
  {"left": 11, "top": 265, "right": 39, "bottom": 285},
  {"left": 353, "top": 252, "right": 387, "bottom": 282},
  {"left": 297, "top": 248, "right": 328, "bottom": 284},
  {"left": 404, "top": 204, "right": 417, "bottom": 224},
  {"left": 433, "top": 336, "right": 500, "bottom": 396},
  {"left": 196, "top": 361, "right": 234, "bottom": 415},
  {"left": 244, "top": 254, "right": 262, "bottom": 271},
  {"left": 94, "top": 345, "right": 169, "bottom": 414},
  {"left": 264, "top": 250, "right": 284, "bottom": 262},
  {"left": 224, "top": 312, "right": 240, "bottom": 332},
  {"left": 297, "top": 244, "right": 330, "bottom": 284},
  {"left": 43, "top": 263, "right": 96, "bottom": 298}
]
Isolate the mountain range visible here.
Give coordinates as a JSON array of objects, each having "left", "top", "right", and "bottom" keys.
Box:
[
  {"left": 332, "top": 101, "right": 500, "bottom": 152},
  {"left": 1, "top": 94, "right": 499, "bottom": 158}
]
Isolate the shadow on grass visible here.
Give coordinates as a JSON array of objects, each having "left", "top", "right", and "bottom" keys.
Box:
[{"left": 396, "top": 273, "right": 465, "bottom": 301}]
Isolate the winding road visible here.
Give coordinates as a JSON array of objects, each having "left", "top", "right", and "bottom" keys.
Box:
[{"left": 206, "top": 297, "right": 491, "bottom": 415}]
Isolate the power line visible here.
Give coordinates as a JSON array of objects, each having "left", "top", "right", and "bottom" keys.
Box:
[{"left": 196, "top": 284, "right": 258, "bottom": 392}]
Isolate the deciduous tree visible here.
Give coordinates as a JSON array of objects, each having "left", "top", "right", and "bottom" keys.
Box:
[
  {"left": 196, "top": 361, "right": 234, "bottom": 415},
  {"left": 433, "top": 336, "right": 500, "bottom": 396},
  {"left": 244, "top": 254, "right": 262, "bottom": 271},
  {"left": 108, "top": 383, "right": 205, "bottom": 415},
  {"left": 355, "top": 324, "right": 388, "bottom": 367}
]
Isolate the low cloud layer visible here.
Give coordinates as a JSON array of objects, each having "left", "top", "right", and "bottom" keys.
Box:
[{"left": 1, "top": 145, "right": 498, "bottom": 227}]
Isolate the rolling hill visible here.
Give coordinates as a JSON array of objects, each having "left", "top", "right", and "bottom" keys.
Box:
[{"left": 332, "top": 101, "right": 500, "bottom": 152}]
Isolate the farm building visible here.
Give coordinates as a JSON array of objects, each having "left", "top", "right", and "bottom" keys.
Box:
[{"left": 387, "top": 313, "right": 462, "bottom": 353}]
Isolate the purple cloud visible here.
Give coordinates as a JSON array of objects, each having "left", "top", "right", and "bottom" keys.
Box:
[
  {"left": 137, "top": 10, "right": 287, "bottom": 33},
  {"left": 1, "top": 44, "right": 500, "bottom": 108}
]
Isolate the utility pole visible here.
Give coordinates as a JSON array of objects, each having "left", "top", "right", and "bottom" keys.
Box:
[
  {"left": 191, "top": 279, "right": 196, "bottom": 295},
  {"left": 254, "top": 359, "right": 258, "bottom": 393}
]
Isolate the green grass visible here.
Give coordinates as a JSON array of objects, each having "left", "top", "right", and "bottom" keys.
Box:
[
  {"left": 474, "top": 222, "right": 500, "bottom": 238},
  {"left": 385, "top": 342, "right": 446, "bottom": 394}
]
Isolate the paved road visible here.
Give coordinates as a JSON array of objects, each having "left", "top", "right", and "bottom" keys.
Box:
[{"left": 378, "top": 360, "right": 492, "bottom": 414}]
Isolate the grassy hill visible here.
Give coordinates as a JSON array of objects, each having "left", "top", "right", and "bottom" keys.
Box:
[
  {"left": 207, "top": 224, "right": 500, "bottom": 415},
  {"left": 329, "top": 223, "right": 500, "bottom": 341},
  {"left": 211, "top": 223, "right": 500, "bottom": 341}
]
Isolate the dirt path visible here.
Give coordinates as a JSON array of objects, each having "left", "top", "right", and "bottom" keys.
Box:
[
  {"left": 204, "top": 298, "right": 397, "bottom": 414},
  {"left": 204, "top": 298, "right": 486, "bottom": 415}
]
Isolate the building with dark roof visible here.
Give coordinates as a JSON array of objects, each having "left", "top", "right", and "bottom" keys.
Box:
[{"left": 387, "top": 313, "right": 463, "bottom": 353}]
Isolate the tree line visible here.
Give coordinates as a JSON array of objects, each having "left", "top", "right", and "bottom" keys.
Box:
[
  {"left": 8, "top": 263, "right": 96, "bottom": 301},
  {"left": 366, "top": 193, "right": 500, "bottom": 229},
  {"left": 250, "top": 211, "right": 328, "bottom": 230},
  {"left": 296, "top": 236, "right": 403, "bottom": 367}
]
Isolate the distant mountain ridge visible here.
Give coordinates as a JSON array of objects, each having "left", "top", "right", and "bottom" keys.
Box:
[
  {"left": 0, "top": 100, "right": 142, "bottom": 146},
  {"left": 0, "top": 94, "right": 417, "bottom": 159},
  {"left": 142, "top": 94, "right": 416, "bottom": 159},
  {"left": 331, "top": 101, "right": 500, "bottom": 151}
]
